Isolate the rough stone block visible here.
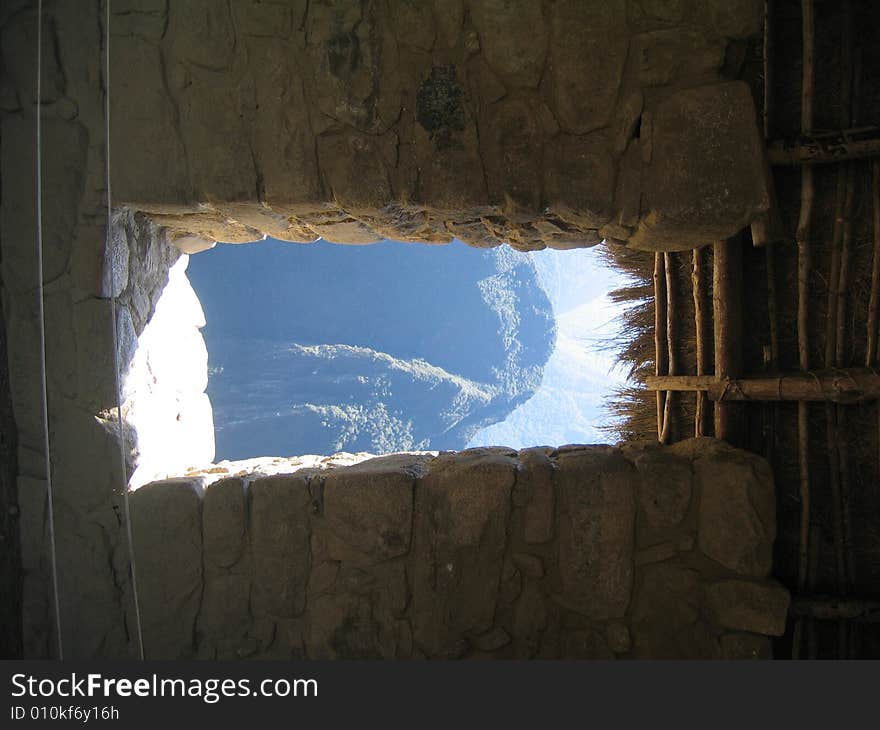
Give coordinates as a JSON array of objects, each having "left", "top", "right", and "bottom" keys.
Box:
[
  {"left": 625, "top": 442, "right": 693, "bottom": 530},
  {"left": 485, "top": 98, "right": 543, "bottom": 212},
  {"left": 249, "top": 475, "right": 311, "bottom": 619},
  {"left": 635, "top": 541, "right": 679, "bottom": 566},
  {"left": 632, "top": 562, "right": 716, "bottom": 658},
  {"left": 410, "top": 449, "right": 516, "bottom": 656},
  {"left": 544, "top": 133, "right": 616, "bottom": 230},
  {"left": 720, "top": 631, "right": 772, "bottom": 659},
  {"left": 202, "top": 478, "right": 247, "bottom": 569},
  {"left": 110, "top": 38, "right": 188, "bottom": 205},
  {"left": 562, "top": 629, "right": 615, "bottom": 659},
  {"left": 556, "top": 448, "right": 635, "bottom": 619},
  {"left": 517, "top": 448, "right": 556, "bottom": 544},
  {"left": 704, "top": 579, "right": 790, "bottom": 636},
  {"left": 549, "top": 1, "right": 628, "bottom": 134},
  {"left": 199, "top": 572, "right": 251, "bottom": 653},
  {"left": 321, "top": 456, "right": 415, "bottom": 563},
  {"left": 606, "top": 622, "right": 632, "bottom": 654},
  {"left": 513, "top": 582, "right": 547, "bottom": 659},
  {"left": 682, "top": 438, "right": 775, "bottom": 577},
  {"left": 631, "top": 28, "right": 726, "bottom": 87},
  {"left": 130, "top": 478, "right": 204, "bottom": 659},
  {"left": 306, "top": 0, "right": 401, "bottom": 134},
  {"left": 469, "top": 0, "right": 547, "bottom": 88},
  {"left": 630, "top": 82, "right": 769, "bottom": 251}
]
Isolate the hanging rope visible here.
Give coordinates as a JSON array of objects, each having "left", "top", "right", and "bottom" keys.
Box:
[
  {"left": 35, "top": 0, "right": 64, "bottom": 660},
  {"left": 102, "top": 0, "right": 146, "bottom": 661}
]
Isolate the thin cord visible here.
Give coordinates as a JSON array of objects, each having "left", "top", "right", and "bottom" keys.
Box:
[
  {"left": 103, "top": 0, "right": 145, "bottom": 660},
  {"left": 35, "top": 0, "right": 64, "bottom": 660}
]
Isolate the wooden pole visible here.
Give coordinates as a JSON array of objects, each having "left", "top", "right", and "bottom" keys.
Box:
[
  {"left": 661, "top": 252, "right": 677, "bottom": 444},
  {"left": 712, "top": 238, "right": 743, "bottom": 443},
  {"left": 793, "top": 0, "right": 815, "bottom": 659},
  {"left": 646, "top": 369, "right": 880, "bottom": 402},
  {"left": 866, "top": 161, "right": 880, "bottom": 365},
  {"left": 654, "top": 253, "right": 668, "bottom": 442},
  {"left": 825, "top": 10, "right": 856, "bottom": 631},
  {"left": 790, "top": 596, "right": 880, "bottom": 622},
  {"left": 760, "top": 0, "right": 780, "bottom": 473},
  {"left": 837, "top": 46, "right": 861, "bottom": 614},
  {"left": 767, "top": 127, "right": 880, "bottom": 165},
  {"left": 692, "top": 247, "right": 710, "bottom": 437}
]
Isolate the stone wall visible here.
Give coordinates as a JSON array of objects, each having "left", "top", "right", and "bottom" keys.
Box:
[
  {"left": 106, "top": 0, "right": 769, "bottom": 254},
  {"left": 1, "top": 1, "right": 778, "bottom": 658},
  {"left": 125, "top": 439, "right": 788, "bottom": 660}
]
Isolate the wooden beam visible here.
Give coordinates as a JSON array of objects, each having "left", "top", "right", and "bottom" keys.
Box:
[
  {"left": 692, "top": 247, "right": 710, "bottom": 437},
  {"left": 793, "top": 0, "right": 815, "bottom": 658},
  {"left": 712, "top": 237, "right": 743, "bottom": 442},
  {"left": 790, "top": 595, "right": 880, "bottom": 623},
  {"left": 653, "top": 253, "right": 668, "bottom": 442},
  {"left": 661, "top": 252, "right": 677, "bottom": 444},
  {"left": 866, "top": 161, "right": 880, "bottom": 365},
  {"left": 646, "top": 369, "right": 880, "bottom": 403},
  {"left": 768, "top": 126, "right": 880, "bottom": 165}
]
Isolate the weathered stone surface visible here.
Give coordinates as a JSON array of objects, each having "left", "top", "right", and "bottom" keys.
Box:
[
  {"left": 562, "top": 629, "right": 615, "bottom": 660},
  {"left": 631, "top": 28, "right": 726, "bottom": 87},
  {"left": 630, "top": 82, "right": 769, "bottom": 251},
  {"left": 625, "top": 443, "right": 693, "bottom": 530},
  {"left": 485, "top": 98, "right": 543, "bottom": 212},
  {"left": 700, "top": 0, "right": 763, "bottom": 39},
  {"left": 249, "top": 475, "right": 311, "bottom": 619},
  {"left": 556, "top": 449, "right": 635, "bottom": 619},
  {"left": 199, "top": 572, "right": 251, "bottom": 655},
  {"left": 392, "top": 0, "right": 435, "bottom": 51},
  {"left": 627, "top": 0, "right": 686, "bottom": 28},
  {"left": 513, "top": 582, "right": 547, "bottom": 659},
  {"left": 612, "top": 90, "right": 644, "bottom": 156},
  {"left": 320, "top": 457, "right": 415, "bottom": 563},
  {"left": 202, "top": 478, "right": 247, "bottom": 568},
  {"left": 549, "top": 1, "right": 628, "bottom": 134},
  {"left": 317, "top": 132, "right": 393, "bottom": 212},
  {"left": 410, "top": 449, "right": 516, "bottom": 656},
  {"left": 680, "top": 438, "right": 775, "bottom": 577},
  {"left": 233, "top": 0, "right": 299, "bottom": 38},
  {"left": 704, "top": 580, "right": 790, "bottom": 636},
  {"left": 614, "top": 142, "right": 643, "bottom": 228},
  {"left": 110, "top": 38, "right": 188, "bottom": 205},
  {"left": 544, "top": 134, "right": 616, "bottom": 230},
  {"left": 303, "top": 561, "right": 407, "bottom": 659},
  {"left": 635, "top": 541, "right": 679, "bottom": 566},
  {"left": 306, "top": 0, "right": 401, "bottom": 134},
  {"left": 606, "top": 622, "right": 632, "bottom": 654},
  {"left": 517, "top": 448, "right": 556, "bottom": 544},
  {"left": 130, "top": 478, "right": 203, "bottom": 659},
  {"left": 472, "top": 626, "right": 510, "bottom": 652},
  {"left": 720, "top": 632, "right": 772, "bottom": 659},
  {"left": 632, "top": 563, "right": 718, "bottom": 659},
  {"left": 244, "top": 38, "right": 323, "bottom": 207},
  {"left": 469, "top": 0, "right": 547, "bottom": 89},
  {"left": 56, "top": 516, "right": 129, "bottom": 660},
  {"left": 512, "top": 553, "right": 544, "bottom": 579}
]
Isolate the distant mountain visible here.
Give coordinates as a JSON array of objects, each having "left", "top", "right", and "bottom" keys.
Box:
[
  {"left": 469, "top": 247, "right": 629, "bottom": 449},
  {"left": 187, "top": 239, "right": 555, "bottom": 460}
]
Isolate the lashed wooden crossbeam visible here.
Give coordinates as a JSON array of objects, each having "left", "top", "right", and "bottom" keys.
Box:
[
  {"left": 790, "top": 595, "right": 880, "bottom": 623},
  {"left": 647, "top": 368, "right": 880, "bottom": 403},
  {"left": 768, "top": 126, "right": 880, "bottom": 165}
]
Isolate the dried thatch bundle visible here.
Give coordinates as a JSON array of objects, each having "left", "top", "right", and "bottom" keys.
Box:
[{"left": 596, "top": 241, "right": 710, "bottom": 443}]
